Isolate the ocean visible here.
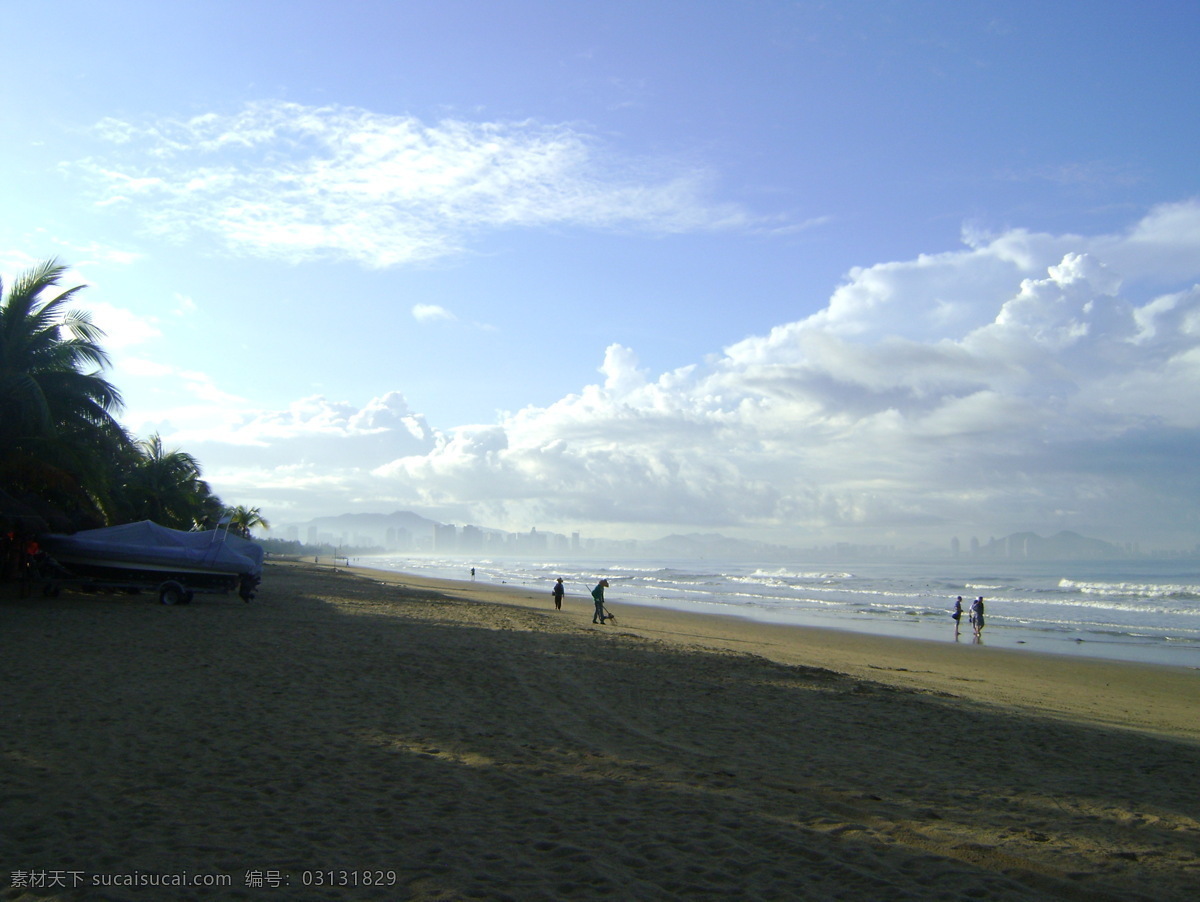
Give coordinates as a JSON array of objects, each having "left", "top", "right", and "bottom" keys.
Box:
[{"left": 356, "top": 553, "right": 1200, "bottom": 670}]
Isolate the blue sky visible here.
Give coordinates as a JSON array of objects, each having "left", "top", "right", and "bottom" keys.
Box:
[{"left": 4, "top": 0, "right": 1200, "bottom": 549}]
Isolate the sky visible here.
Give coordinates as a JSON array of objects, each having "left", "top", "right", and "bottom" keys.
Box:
[{"left": 3, "top": 0, "right": 1200, "bottom": 551}]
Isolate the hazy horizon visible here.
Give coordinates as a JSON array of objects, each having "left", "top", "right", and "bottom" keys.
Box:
[
  {"left": 4, "top": 2, "right": 1199, "bottom": 550},
  {"left": 278, "top": 509, "right": 1179, "bottom": 561}
]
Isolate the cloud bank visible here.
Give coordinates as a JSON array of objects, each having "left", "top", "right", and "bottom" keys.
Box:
[{"left": 183, "top": 200, "right": 1200, "bottom": 549}]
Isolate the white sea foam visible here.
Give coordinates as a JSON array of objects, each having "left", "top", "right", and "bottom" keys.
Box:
[
  {"left": 1060, "top": 578, "right": 1200, "bottom": 599},
  {"left": 360, "top": 553, "right": 1200, "bottom": 667}
]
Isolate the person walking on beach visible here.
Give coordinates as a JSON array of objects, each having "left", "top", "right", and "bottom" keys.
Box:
[
  {"left": 552, "top": 577, "right": 565, "bottom": 610},
  {"left": 591, "top": 579, "right": 610, "bottom": 624},
  {"left": 952, "top": 596, "right": 964, "bottom": 635},
  {"left": 970, "top": 596, "right": 985, "bottom": 637}
]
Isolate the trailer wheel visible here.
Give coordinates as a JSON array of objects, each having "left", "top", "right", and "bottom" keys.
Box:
[{"left": 159, "top": 582, "right": 186, "bottom": 606}]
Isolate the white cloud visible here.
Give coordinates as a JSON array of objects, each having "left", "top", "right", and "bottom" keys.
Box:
[
  {"left": 108, "top": 352, "right": 254, "bottom": 444},
  {"left": 72, "top": 101, "right": 756, "bottom": 268},
  {"left": 412, "top": 303, "right": 455, "bottom": 323},
  {"left": 176, "top": 394, "right": 439, "bottom": 497},
  {"left": 188, "top": 201, "right": 1200, "bottom": 547},
  {"left": 77, "top": 301, "right": 162, "bottom": 349},
  {"left": 0, "top": 251, "right": 47, "bottom": 277},
  {"left": 64, "top": 241, "right": 143, "bottom": 266},
  {"left": 600, "top": 343, "right": 648, "bottom": 397}
]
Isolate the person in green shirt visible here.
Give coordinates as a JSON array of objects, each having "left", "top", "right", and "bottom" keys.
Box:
[{"left": 591, "top": 579, "right": 610, "bottom": 624}]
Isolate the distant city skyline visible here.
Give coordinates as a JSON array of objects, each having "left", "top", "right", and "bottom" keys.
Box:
[{"left": 273, "top": 510, "right": 1175, "bottom": 562}]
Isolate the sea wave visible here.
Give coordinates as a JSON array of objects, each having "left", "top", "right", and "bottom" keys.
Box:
[
  {"left": 1059, "top": 578, "right": 1200, "bottom": 600},
  {"left": 748, "top": 568, "right": 855, "bottom": 581}
]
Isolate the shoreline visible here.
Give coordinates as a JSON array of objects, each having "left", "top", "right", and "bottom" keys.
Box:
[
  {"left": 347, "top": 562, "right": 1200, "bottom": 745},
  {"left": 3, "top": 560, "right": 1198, "bottom": 901},
  {"left": 349, "top": 555, "right": 1200, "bottom": 671}
]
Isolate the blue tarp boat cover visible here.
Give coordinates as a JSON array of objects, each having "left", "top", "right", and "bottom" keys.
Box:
[{"left": 40, "top": 520, "right": 264, "bottom": 578}]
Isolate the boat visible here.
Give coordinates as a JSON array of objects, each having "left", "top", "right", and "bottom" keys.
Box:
[{"left": 38, "top": 519, "right": 263, "bottom": 603}]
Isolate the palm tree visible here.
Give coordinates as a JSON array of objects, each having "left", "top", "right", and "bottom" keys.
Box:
[
  {"left": 0, "top": 258, "right": 127, "bottom": 524},
  {"left": 226, "top": 504, "right": 270, "bottom": 538},
  {"left": 115, "top": 434, "right": 223, "bottom": 530}
]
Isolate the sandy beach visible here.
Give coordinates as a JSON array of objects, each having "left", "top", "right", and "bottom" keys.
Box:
[{"left": 2, "top": 560, "right": 1198, "bottom": 901}]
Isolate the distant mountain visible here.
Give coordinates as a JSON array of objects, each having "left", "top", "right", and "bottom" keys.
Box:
[
  {"left": 301, "top": 510, "right": 442, "bottom": 542},
  {"left": 975, "top": 530, "right": 1122, "bottom": 560}
]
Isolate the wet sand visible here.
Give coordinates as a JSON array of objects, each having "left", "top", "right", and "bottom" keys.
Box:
[{"left": 2, "top": 560, "right": 1198, "bottom": 900}]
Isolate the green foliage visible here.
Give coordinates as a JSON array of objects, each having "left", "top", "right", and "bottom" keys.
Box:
[
  {"left": 1, "top": 257, "right": 263, "bottom": 533},
  {"left": 1, "top": 258, "right": 127, "bottom": 524},
  {"left": 112, "top": 434, "right": 226, "bottom": 530},
  {"left": 226, "top": 504, "right": 270, "bottom": 538}
]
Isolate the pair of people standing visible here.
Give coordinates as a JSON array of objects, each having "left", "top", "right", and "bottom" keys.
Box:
[
  {"left": 969, "top": 596, "right": 985, "bottom": 636},
  {"left": 953, "top": 595, "right": 984, "bottom": 637}
]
